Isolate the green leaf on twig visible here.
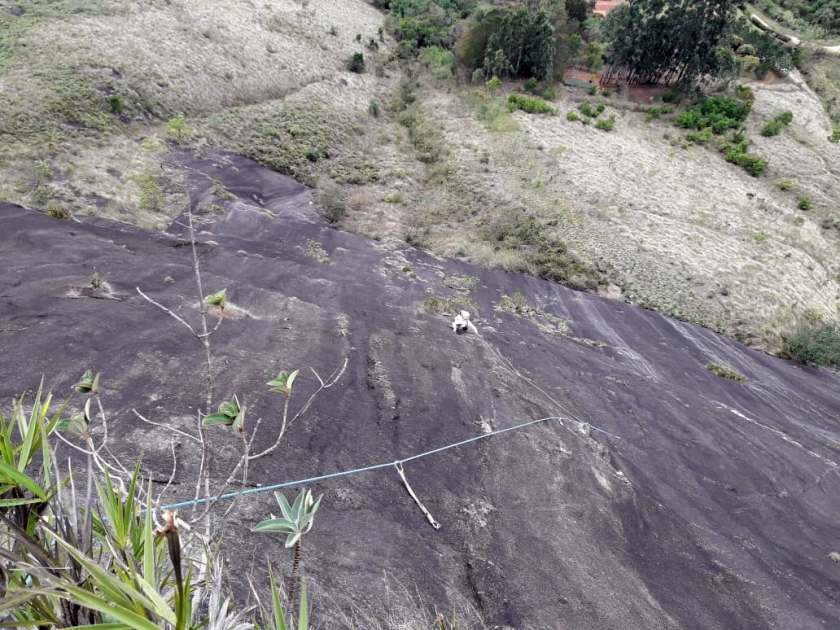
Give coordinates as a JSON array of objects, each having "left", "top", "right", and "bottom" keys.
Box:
[
  {"left": 72, "top": 370, "right": 100, "bottom": 395},
  {"left": 267, "top": 370, "right": 299, "bottom": 397},
  {"left": 204, "top": 288, "right": 227, "bottom": 309}
]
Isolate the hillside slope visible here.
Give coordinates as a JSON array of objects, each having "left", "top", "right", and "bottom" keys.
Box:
[{"left": 1, "top": 151, "right": 839, "bottom": 628}]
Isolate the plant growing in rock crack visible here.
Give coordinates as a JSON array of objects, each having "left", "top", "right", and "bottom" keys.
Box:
[
  {"left": 204, "top": 287, "right": 228, "bottom": 310},
  {"left": 252, "top": 488, "right": 323, "bottom": 604}
]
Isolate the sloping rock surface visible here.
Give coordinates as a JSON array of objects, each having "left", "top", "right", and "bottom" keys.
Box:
[{"left": 1, "top": 150, "right": 838, "bottom": 629}]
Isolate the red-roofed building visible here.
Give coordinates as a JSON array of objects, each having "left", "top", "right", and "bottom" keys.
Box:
[{"left": 593, "top": 1, "right": 627, "bottom": 18}]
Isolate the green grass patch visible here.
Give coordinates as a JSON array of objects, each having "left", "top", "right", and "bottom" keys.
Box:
[
  {"left": 423, "top": 295, "right": 479, "bottom": 314},
  {"left": 706, "top": 362, "right": 747, "bottom": 382},
  {"left": 206, "top": 103, "right": 348, "bottom": 180},
  {"left": 443, "top": 275, "right": 479, "bottom": 292}
]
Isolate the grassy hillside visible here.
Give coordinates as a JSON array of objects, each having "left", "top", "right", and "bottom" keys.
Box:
[{"left": 1, "top": 0, "right": 837, "bottom": 352}]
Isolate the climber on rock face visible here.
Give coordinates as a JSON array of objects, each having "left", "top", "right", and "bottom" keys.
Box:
[{"left": 452, "top": 310, "right": 478, "bottom": 335}]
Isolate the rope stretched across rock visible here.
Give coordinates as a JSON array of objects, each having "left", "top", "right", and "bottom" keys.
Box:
[{"left": 155, "top": 415, "right": 618, "bottom": 513}]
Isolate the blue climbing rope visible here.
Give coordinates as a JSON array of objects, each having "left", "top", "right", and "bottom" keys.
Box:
[{"left": 155, "top": 415, "right": 617, "bottom": 512}]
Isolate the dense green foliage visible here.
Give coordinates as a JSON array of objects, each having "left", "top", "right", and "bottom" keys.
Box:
[
  {"left": 508, "top": 93, "right": 556, "bottom": 114},
  {"left": 673, "top": 93, "right": 768, "bottom": 176},
  {"left": 756, "top": 0, "right": 840, "bottom": 36},
  {"left": 602, "top": 0, "right": 739, "bottom": 85},
  {"left": 729, "top": 26, "right": 794, "bottom": 78},
  {"left": 676, "top": 96, "right": 752, "bottom": 134},
  {"left": 376, "top": 0, "right": 475, "bottom": 56},
  {"left": 784, "top": 323, "right": 840, "bottom": 365},
  {"left": 484, "top": 7, "right": 556, "bottom": 79},
  {"left": 414, "top": 1, "right": 594, "bottom": 81},
  {"left": 762, "top": 110, "right": 794, "bottom": 136}
]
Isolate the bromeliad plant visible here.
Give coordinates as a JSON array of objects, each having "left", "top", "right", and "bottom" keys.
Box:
[
  {"left": 0, "top": 385, "right": 314, "bottom": 629},
  {"left": 253, "top": 489, "right": 323, "bottom": 604}
]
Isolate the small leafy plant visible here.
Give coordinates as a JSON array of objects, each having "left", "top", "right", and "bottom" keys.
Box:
[
  {"left": 706, "top": 362, "right": 747, "bottom": 382},
  {"left": 204, "top": 287, "right": 227, "bottom": 310}
]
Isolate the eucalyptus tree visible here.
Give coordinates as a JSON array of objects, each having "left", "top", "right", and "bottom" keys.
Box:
[{"left": 602, "top": 0, "right": 740, "bottom": 86}]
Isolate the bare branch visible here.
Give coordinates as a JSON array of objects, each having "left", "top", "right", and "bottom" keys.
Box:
[
  {"left": 95, "top": 396, "right": 130, "bottom": 476},
  {"left": 136, "top": 287, "right": 198, "bottom": 337},
  {"left": 132, "top": 409, "right": 201, "bottom": 443},
  {"left": 155, "top": 437, "right": 179, "bottom": 506}
]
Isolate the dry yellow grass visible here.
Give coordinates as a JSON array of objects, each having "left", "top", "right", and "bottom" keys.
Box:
[
  {"left": 338, "top": 75, "right": 839, "bottom": 351},
  {"left": 0, "top": 0, "right": 391, "bottom": 227}
]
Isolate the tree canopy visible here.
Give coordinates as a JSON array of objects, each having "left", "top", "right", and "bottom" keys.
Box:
[
  {"left": 484, "top": 7, "right": 556, "bottom": 79},
  {"left": 602, "top": 0, "right": 739, "bottom": 86}
]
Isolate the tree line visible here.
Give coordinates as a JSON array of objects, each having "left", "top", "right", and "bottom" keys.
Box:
[{"left": 374, "top": 0, "right": 795, "bottom": 88}]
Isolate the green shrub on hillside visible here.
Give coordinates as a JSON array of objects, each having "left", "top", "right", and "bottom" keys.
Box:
[
  {"left": 578, "top": 102, "right": 604, "bottom": 118},
  {"left": 508, "top": 93, "right": 556, "bottom": 115},
  {"left": 595, "top": 115, "right": 615, "bottom": 131},
  {"left": 784, "top": 324, "right": 840, "bottom": 366},
  {"left": 740, "top": 154, "right": 768, "bottom": 177},
  {"left": 346, "top": 52, "right": 365, "bottom": 73},
  {"left": 762, "top": 110, "right": 794, "bottom": 136},
  {"left": 676, "top": 96, "right": 752, "bottom": 134}
]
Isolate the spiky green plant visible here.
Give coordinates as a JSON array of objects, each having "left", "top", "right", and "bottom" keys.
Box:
[{"left": 253, "top": 489, "right": 323, "bottom": 603}]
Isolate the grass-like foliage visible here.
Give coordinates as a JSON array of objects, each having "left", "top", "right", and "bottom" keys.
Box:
[
  {"left": 0, "top": 382, "right": 314, "bottom": 629},
  {"left": 706, "top": 362, "right": 747, "bottom": 382},
  {"left": 508, "top": 93, "right": 556, "bottom": 115},
  {"left": 784, "top": 324, "right": 840, "bottom": 366}
]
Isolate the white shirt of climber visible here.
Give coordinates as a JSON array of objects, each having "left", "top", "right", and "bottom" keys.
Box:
[{"left": 452, "top": 310, "right": 478, "bottom": 335}]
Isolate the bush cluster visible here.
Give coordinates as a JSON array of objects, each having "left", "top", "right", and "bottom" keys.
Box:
[
  {"left": 675, "top": 95, "right": 767, "bottom": 176},
  {"left": 595, "top": 115, "right": 615, "bottom": 131},
  {"left": 579, "top": 102, "right": 606, "bottom": 118},
  {"left": 676, "top": 96, "right": 752, "bottom": 134},
  {"left": 784, "top": 324, "right": 840, "bottom": 366},
  {"left": 762, "top": 110, "right": 794, "bottom": 137},
  {"left": 508, "top": 93, "right": 556, "bottom": 115}
]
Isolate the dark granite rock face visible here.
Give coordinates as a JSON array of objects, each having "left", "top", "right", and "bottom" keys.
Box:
[{"left": 1, "top": 150, "right": 838, "bottom": 629}]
